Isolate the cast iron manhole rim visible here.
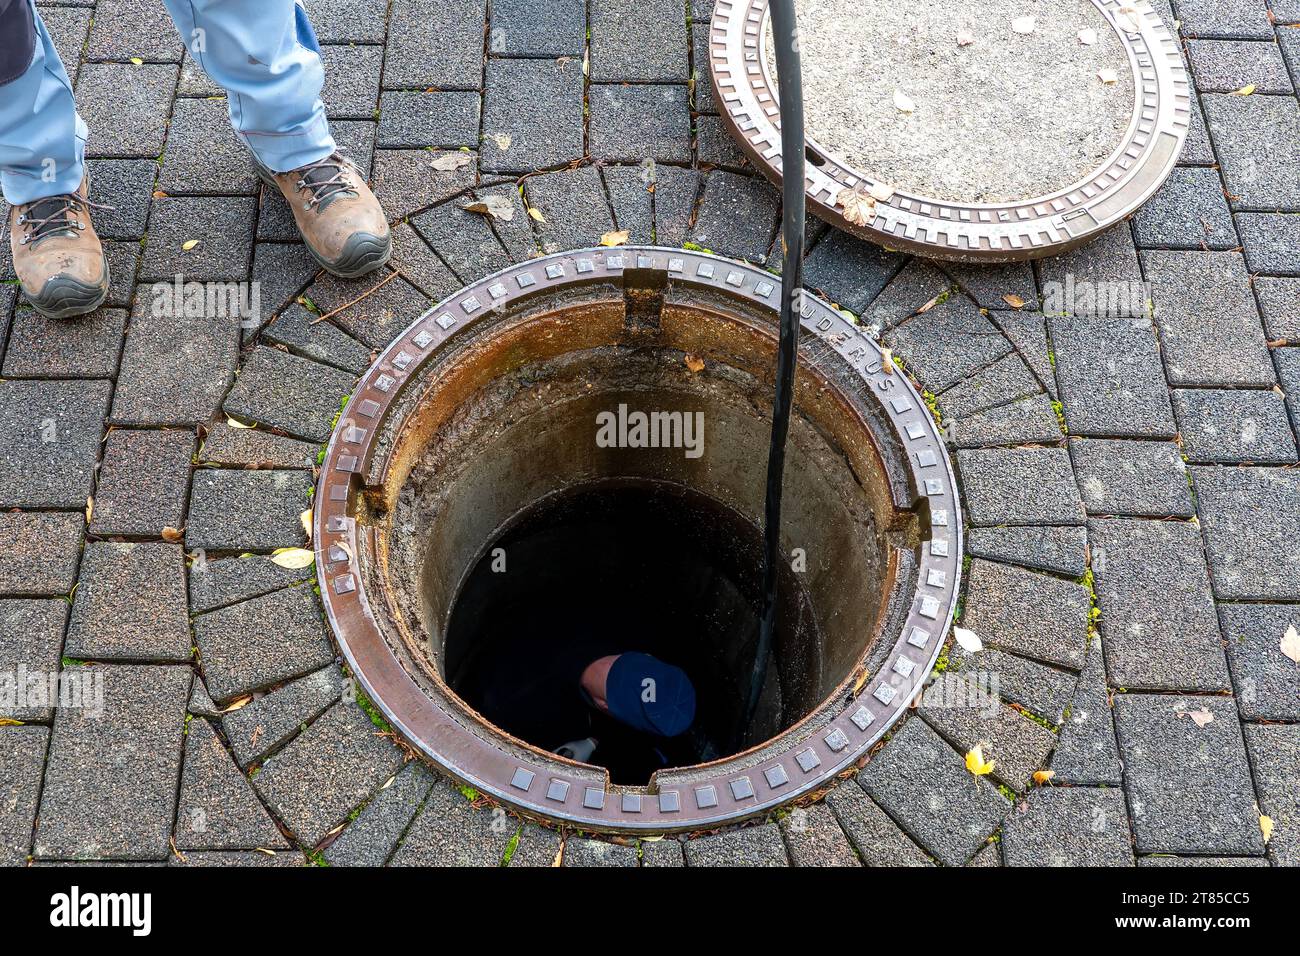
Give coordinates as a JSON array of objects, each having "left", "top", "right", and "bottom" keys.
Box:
[
  {"left": 708, "top": 0, "right": 1190, "bottom": 262},
  {"left": 313, "top": 246, "right": 961, "bottom": 830}
]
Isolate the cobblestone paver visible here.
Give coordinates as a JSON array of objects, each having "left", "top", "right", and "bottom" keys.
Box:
[{"left": 0, "top": 0, "right": 1294, "bottom": 868}]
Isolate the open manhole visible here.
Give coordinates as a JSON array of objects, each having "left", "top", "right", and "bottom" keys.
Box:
[
  {"left": 314, "top": 247, "right": 960, "bottom": 829},
  {"left": 709, "top": 0, "right": 1190, "bottom": 261}
]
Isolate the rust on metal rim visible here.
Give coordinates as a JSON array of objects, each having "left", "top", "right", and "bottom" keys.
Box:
[
  {"left": 708, "top": 0, "right": 1190, "bottom": 262},
  {"left": 314, "top": 246, "right": 961, "bottom": 830}
]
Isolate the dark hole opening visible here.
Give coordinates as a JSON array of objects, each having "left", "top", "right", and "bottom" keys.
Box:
[{"left": 445, "top": 478, "right": 815, "bottom": 785}]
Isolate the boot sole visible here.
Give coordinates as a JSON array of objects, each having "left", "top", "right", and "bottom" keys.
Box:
[
  {"left": 24, "top": 256, "right": 111, "bottom": 320},
  {"left": 255, "top": 167, "right": 392, "bottom": 280}
]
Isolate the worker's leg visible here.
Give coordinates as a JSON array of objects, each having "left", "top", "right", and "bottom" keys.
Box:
[{"left": 160, "top": 0, "right": 335, "bottom": 172}]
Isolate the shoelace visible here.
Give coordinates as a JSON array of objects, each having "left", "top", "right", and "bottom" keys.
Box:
[
  {"left": 18, "top": 193, "right": 111, "bottom": 245},
  {"left": 294, "top": 153, "right": 359, "bottom": 210}
]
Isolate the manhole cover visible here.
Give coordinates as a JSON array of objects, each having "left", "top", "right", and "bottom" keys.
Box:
[
  {"left": 314, "top": 247, "right": 960, "bottom": 830},
  {"left": 709, "top": 0, "right": 1190, "bottom": 261}
]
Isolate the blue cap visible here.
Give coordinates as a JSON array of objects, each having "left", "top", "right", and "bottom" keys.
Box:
[{"left": 603, "top": 652, "right": 695, "bottom": 738}]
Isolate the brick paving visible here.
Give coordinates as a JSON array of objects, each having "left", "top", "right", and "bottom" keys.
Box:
[{"left": 0, "top": 0, "right": 1296, "bottom": 867}]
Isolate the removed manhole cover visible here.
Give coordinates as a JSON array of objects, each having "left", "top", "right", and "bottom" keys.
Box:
[
  {"left": 710, "top": 0, "right": 1190, "bottom": 261},
  {"left": 314, "top": 248, "right": 959, "bottom": 830}
]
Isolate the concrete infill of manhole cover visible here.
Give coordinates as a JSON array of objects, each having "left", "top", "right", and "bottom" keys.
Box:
[
  {"left": 710, "top": 0, "right": 1190, "bottom": 262},
  {"left": 313, "top": 247, "right": 960, "bottom": 831}
]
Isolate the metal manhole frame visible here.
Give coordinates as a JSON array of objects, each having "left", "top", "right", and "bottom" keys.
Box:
[
  {"left": 313, "top": 246, "right": 961, "bottom": 830},
  {"left": 708, "top": 0, "right": 1190, "bottom": 262}
]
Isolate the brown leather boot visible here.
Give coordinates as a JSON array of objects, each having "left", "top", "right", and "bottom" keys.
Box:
[
  {"left": 7, "top": 175, "right": 109, "bottom": 319},
  {"left": 255, "top": 151, "right": 391, "bottom": 279}
]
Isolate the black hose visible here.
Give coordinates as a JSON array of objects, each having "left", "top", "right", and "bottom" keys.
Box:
[{"left": 740, "top": 0, "right": 805, "bottom": 744}]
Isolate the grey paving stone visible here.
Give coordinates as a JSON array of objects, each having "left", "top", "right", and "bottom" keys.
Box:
[
  {"left": 40, "top": 5, "right": 90, "bottom": 81},
  {"left": 245, "top": 241, "right": 321, "bottom": 340},
  {"left": 0, "top": 726, "right": 48, "bottom": 865},
  {"left": 1070, "top": 438, "right": 1194, "bottom": 517},
  {"left": 102, "top": 241, "right": 141, "bottom": 308},
  {"left": 1048, "top": 317, "right": 1176, "bottom": 438},
  {"left": 222, "top": 666, "right": 344, "bottom": 767},
  {"left": 936, "top": 353, "right": 1041, "bottom": 420},
  {"left": 690, "top": 24, "right": 715, "bottom": 113},
  {"left": 1, "top": 306, "right": 125, "bottom": 378},
  {"left": 651, "top": 165, "right": 701, "bottom": 246},
  {"left": 378, "top": 91, "right": 480, "bottom": 148},
  {"left": 87, "top": 158, "right": 156, "bottom": 239},
  {"left": 859, "top": 260, "right": 949, "bottom": 332},
  {"left": 1144, "top": 251, "right": 1273, "bottom": 387},
  {"left": 159, "top": 97, "right": 259, "bottom": 195},
  {"left": 198, "top": 423, "right": 318, "bottom": 470},
  {"left": 689, "top": 171, "right": 779, "bottom": 264},
  {"left": 955, "top": 447, "right": 1085, "bottom": 526},
  {"left": 506, "top": 822, "right": 565, "bottom": 867},
  {"left": 1204, "top": 95, "right": 1300, "bottom": 210},
  {"left": 887, "top": 299, "right": 1014, "bottom": 395},
  {"left": 1244, "top": 723, "right": 1299, "bottom": 866},
  {"left": 1132, "top": 166, "right": 1237, "bottom": 250},
  {"left": 1137, "top": 855, "right": 1270, "bottom": 867},
  {"left": 223, "top": 346, "right": 355, "bottom": 443},
  {"left": 77, "top": 62, "right": 178, "bottom": 157},
  {"left": 66, "top": 542, "right": 191, "bottom": 662},
  {"left": 0, "top": 379, "right": 111, "bottom": 508},
  {"left": 0, "top": 600, "right": 66, "bottom": 721},
  {"left": 390, "top": 777, "right": 516, "bottom": 865},
  {"left": 169, "top": 849, "right": 304, "bottom": 866},
  {"left": 778, "top": 802, "right": 860, "bottom": 866},
  {"left": 112, "top": 302, "right": 239, "bottom": 427},
  {"left": 1218, "top": 603, "right": 1300, "bottom": 721},
  {"left": 526, "top": 166, "right": 616, "bottom": 255},
  {"left": 473, "top": 182, "right": 539, "bottom": 263},
  {"left": 603, "top": 166, "right": 655, "bottom": 243},
  {"left": 1278, "top": 347, "right": 1300, "bottom": 439},
  {"left": 89, "top": 429, "right": 194, "bottom": 537},
  {"left": 991, "top": 312, "right": 1057, "bottom": 398},
  {"left": 384, "top": 0, "right": 485, "bottom": 89},
  {"left": 324, "top": 761, "right": 436, "bottom": 866},
  {"left": 920, "top": 693, "right": 1056, "bottom": 793},
  {"left": 1174, "top": 388, "right": 1297, "bottom": 463},
  {"left": 141, "top": 196, "right": 257, "bottom": 282},
  {"left": 968, "top": 842, "right": 1001, "bottom": 866},
  {"left": 35, "top": 665, "right": 190, "bottom": 861},
  {"left": 1088, "top": 518, "right": 1229, "bottom": 691},
  {"left": 1002, "top": 789, "right": 1135, "bottom": 867},
  {"left": 264, "top": 304, "right": 373, "bottom": 374},
  {"left": 186, "top": 469, "right": 312, "bottom": 553},
  {"left": 949, "top": 644, "right": 1078, "bottom": 723},
  {"left": 1188, "top": 39, "right": 1292, "bottom": 92},
  {"left": 178, "top": 50, "right": 222, "bottom": 97},
  {"left": 254, "top": 699, "right": 405, "bottom": 846},
  {"left": 966, "top": 526, "right": 1088, "bottom": 577},
  {"left": 188, "top": 679, "right": 220, "bottom": 718},
  {"left": 304, "top": 270, "right": 430, "bottom": 349},
  {"left": 825, "top": 782, "right": 931, "bottom": 865},
  {"left": 589, "top": 0, "right": 689, "bottom": 82},
  {"left": 85, "top": 0, "right": 183, "bottom": 61},
  {"left": 1175, "top": 0, "right": 1275, "bottom": 38},
  {"left": 563, "top": 837, "right": 639, "bottom": 867},
  {"left": 490, "top": 0, "right": 585, "bottom": 56},
  {"left": 320, "top": 44, "right": 383, "bottom": 120},
  {"left": 589, "top": 84, "right": 692, "bottom": 164},
  {"left": 1040, "top": 225, "right": 1144, "bottom": 316},
  {"left": 960, "top": 560, "right": 1090, "bottom": 669},
  {"left": 0, "top": 512, "right": 83, "bottom": 596},
  {"left": 802, "top": 231, "right": 903, "bottom": 316},
  {"left": 1255, "top": 277, "right": 1300, "bottom": 341},
  {"left": 479, "top": 57, "right": 585, "bottom": 173},
  {"left": 1193, "top": 465, "right": 1300, "bottom": 600},
  {"left": 175, "top": 718, "right": 288, "bottom": 851},
  {"left": 388, "top": 223, "right": 463, "bottom": 303},
  {"left": 697, "top": 112, "right": 751, "bottom": 171},
  {"left": 940, "top": 261, "right": 1039, "bottom": 312},
  {"left": 1050, "top": 637, "right": 1123, "bottom": 785},
  {"left": 949, "top": 393, "right": 1062, "bottom": 448},
  {"left": 1114, "top": 693, "right": 1266, "bottom": 856},
  {"left": 1235, "top": 213, "right": 1300, "bottom": 276},
  {"left": 370, "top": 149, "right": 478, "bottom": 225},
  {"left": 683, "top": 823, "right": 789, "bottom": 867},
  {"left": 194, "top": 584, "right": 333, "bottom": 702},
  {"left": 637, "top": 837, "right": 686, "bottom": 867},
  {"left": 1280, "top": 24, "right": 1300, "bottom": 89},
  {"left": 857, "top": 717, "right": 1009, "bottom": 866},
  {"left": 1179, "top": 90, "right": 1218, "bottom": 166},
  {"left": 310, "top": 0, "right": 388, "bottom": 42}
]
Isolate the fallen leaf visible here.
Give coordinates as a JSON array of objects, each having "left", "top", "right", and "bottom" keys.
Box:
[
  {"left": 684, "top": 353, "right": 705, "bottom": 373},
  {"left": 599, "top": 229, "right": 630, "bottom": 247},
  {"left": 161, "top": 526, "right": 184, "bottom": 542},
  {"left": 300, "top": 508, "right": 313, "bottom": 539},
  {"left": 463, "top": 194, "right": 515, "bottom": 222},
  {"left": 893, "top": 88, "right": 916, "bottom": 113},
  {"left": 1078, "top": 27, "right": 1097, "bottom": 45},
  {"left": 1115, "top": 6, "right": 1142, "bottom": 33},
  {"left": 429, "top": 152, "right": 473, "bottom": 172},
  {"left": 954, "top": 626, "right": 984, "bottom": 653},
  {"left": 130, "top": 57, "right": 144, "bottom": 65},
  {"left": 1032, "top": 769, "right": 1055, "bottom": 785},
  {"left": 956, "top": 29, "right": 975, "bottom": 46},
  {"left": 1002, "top": 293, "right": 1026, "bottom": 309},
  {"left": 226, "top": 416, "right": 255, "bottom": 429},
  {"left": 527, "top": 206, "right": 546, "bottom": 222},
  {"left": 868, "top": 181, "right": 896, "bottom": 202},
  {"left": 1011, "top": 15, "right": 1036, "bottom": 35},
  {"left": 965, "top": 745, "right": 996, "bottom": 776},
  {"left": 0, "top": 718, "right": 24, "bottom": 726},
  {"left": 1281, "top": 624, "right": 1300, "bottom": 665},
  {"left": 836, "top": 186, "right": 877, "bottom": 227},
  {"left": 269, "top": 547, "right": 315, "bottom": 570},
  {"left": 1261, "top": 814, "right": 1274, "bottom": 843},
  {"left": 85, "top": 496, "right": 94, "bottom": 523},
  {"left": 916, "top": 292, "right": 944, "bottom": 314},
  {"left": 1098, "top": 69, "right": 1119, "bottom": 85},
  {"left": 1230, "top": 84, "right": 1257, "bottom": 96},
  {"left": 181, "top": 239, "right": 201, "bottom": 251},
  {"left": 1176, "top": 706, "right": 1215, "bottom": 728},
  {"left": 221, "top": 695, "right": 254, "bottom": 713},
  {"left": 881, "top": 347, "right": 894, "bottom": 373},
  {"left": 851, "top": 669, "right": 869, "bottom": 696}
]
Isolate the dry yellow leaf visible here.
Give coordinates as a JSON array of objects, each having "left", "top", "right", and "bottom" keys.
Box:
[
  {"left": 181, "top": 239, "right": 200, "bottom": 251},
  {"left": 851, "top": 669, "right": 869, "bottom": 696},
  {"left": 1098, "top": 69, "right": 1119, "bottom": 85},
  {"left": 85, "top": 496, "right": 94, "bottom": 523},
  {"left": 1176, "top": 706, "right": 1215, "bottom": 728},
  {"left": 954, "top": 626, "right": 983, "bottom": 652},
  {"left": 893, "top": 89, "right": 916, "bottom": 113},
  {"left": 429, "top": 152, "right": 473, "bottom": 172},
  {"left": 130, "top": 57, "right": 144, "bottom": 65},
  {"left": 1280, "top": 624, "right": 1300, "bottom": 665},
  {"left": 1115, "top": 6, "right": 1142, "bottom": 33},
  {"left": 881, "top": 347, "right": 894, "bottom": 373},
  {"left": 300, "top": 508, "right": 313, "bottom": 538},
  {"left": 599, "top": 229, "right": 630, "bottom": 247},
  {"left": 463, "top": 194, "right": 515, "bottom": 222},
  {"left": 1033, "top": 769, "right": 1055, "bottom": 785},
  {"left": 684, "top": 353, "right": 705, "bottom": 373},
  {"left": 836, "top": 187, "right": 877, "bottom": 227},
  {"left": 1261, "top": 814, "right": 1274, "bottom": 843},
  {"left": 868, "top": 181, "right": 896, "bottom": 202},
  {"left": 1002, "top": 293, "right": 1027, "bottom": 309},
  {"left": 161, "top": 526, "right": 184, "bottom": 542},
  {"left": 1231, "top": 84, "right": 1257, "bottom": 96},
  {"left": 527, "top": 207, "right": 546, "bottom": 223},
  {"left": 965, "top": 745, "right": 996, "bottom": 776},
  {"left": 221, "top": 695, "right": 254, "bottom": 713},
  {"left": 0, "top": 718, "right": 24, "bottom": 726},
  {"left": 269, "top": 547, "right": 315, "bottom": 570},
  {"left": 226, "top": 416, "right": 254, "bottom": 429}
]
